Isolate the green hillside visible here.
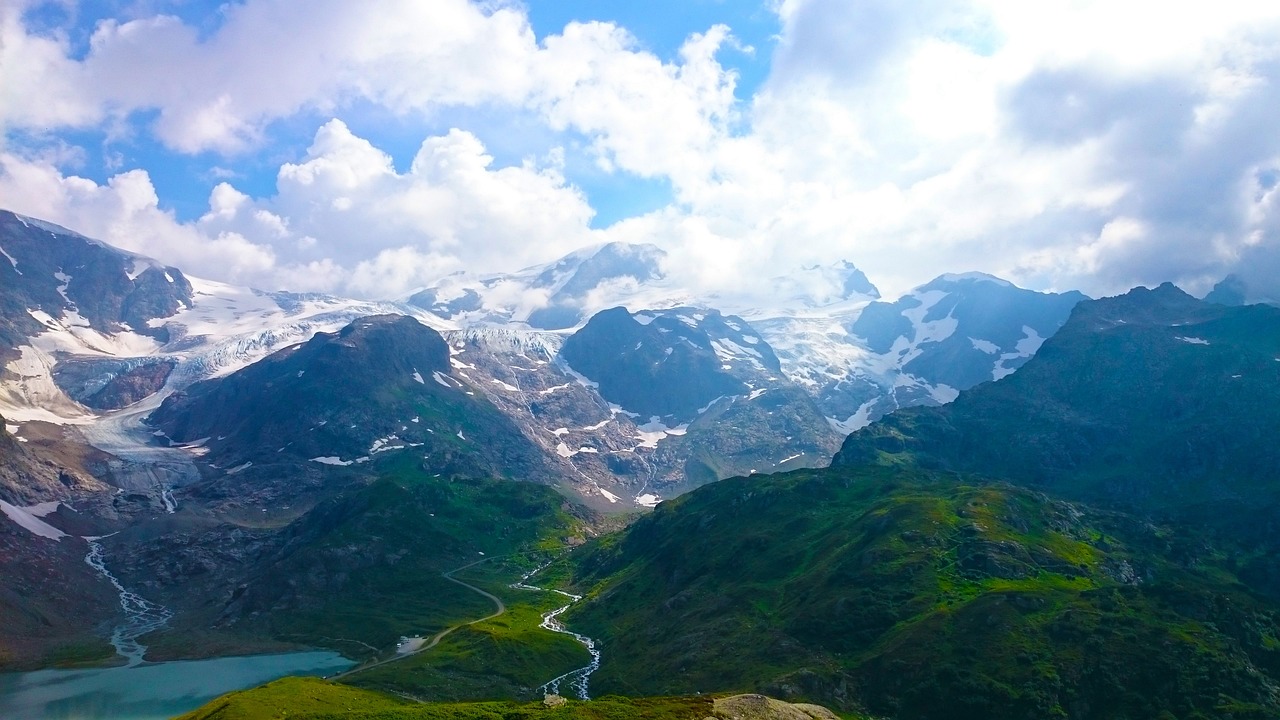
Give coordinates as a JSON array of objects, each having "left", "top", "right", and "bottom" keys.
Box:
[
  {"left": 834, "top": 284, "right": 1280, "bottom": 518},
  {"left": 553, "top": 466, "right": 1280, "bottom": 719},
  {"left": 176, "top": 676, "right": 850, "bottom": 720},
  {"left": 218, "top": 456, "right": 590, "bottom": 655}
]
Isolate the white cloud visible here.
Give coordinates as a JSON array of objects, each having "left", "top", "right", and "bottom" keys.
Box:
[
  {"left": 6, "top": 0, "right": 1280, "bottom": 302},
  {"left": 0, "top": 120, "right": 600, "bottom": 298}
]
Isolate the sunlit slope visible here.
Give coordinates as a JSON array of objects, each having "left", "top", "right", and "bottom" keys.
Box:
[{"left": 557, "top": 465, "right": 1280, "bottom": 719}]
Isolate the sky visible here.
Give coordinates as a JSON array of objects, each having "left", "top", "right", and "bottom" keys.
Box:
[{"left": 4, "top": 0, "right": 1280, "bottom": 303}]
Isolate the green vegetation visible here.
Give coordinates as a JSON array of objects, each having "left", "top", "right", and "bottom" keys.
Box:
[
  {"left": 834, "top": 284, "right": 1280, "bottom": 523},
  {"left": 43, "top": 639, "right": 117, "bottom": 668},
  {"left": 345, "top": 560, "right": 593, "bottom": 701},
  {"left": 554, "top": 466, "right": 1280, "bottom": 719},
  {"left": 177, "top": 677, "right": 857, "bottom": 720},
  {"left": 236, "top": 458, "right": 588, "bottom": 656}
]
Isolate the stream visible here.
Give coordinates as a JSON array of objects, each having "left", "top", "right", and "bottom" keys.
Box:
[
  {"left": 83, "top": 538, "right": 173, "bottom": 667},
  {"left": 511, "top": 568, "right": 601, "bottom": 700}
]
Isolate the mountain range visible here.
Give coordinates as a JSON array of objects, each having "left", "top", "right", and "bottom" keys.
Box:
[{"left": 3, "top": 207, "right": 1278, "bottom": 720}]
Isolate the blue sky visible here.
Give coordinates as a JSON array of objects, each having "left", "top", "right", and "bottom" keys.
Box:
[
  {"left": 15, "top": 0, "right": 779, "bottom": 228},
  {"left": 4, "top": 0, "right": 1280, "bottom": 303}
]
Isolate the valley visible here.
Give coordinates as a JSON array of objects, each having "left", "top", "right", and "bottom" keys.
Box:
[{"left": 1, "top": 208, "right": 1278, "bottom": 719}]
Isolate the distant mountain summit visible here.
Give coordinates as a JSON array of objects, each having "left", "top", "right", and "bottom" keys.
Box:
[
  {"left": 0, "top": 210, "right": 194, "bottom": 360},
  {"left": 408, "top": 242, "right": 668, "bottom": 330},
  {"left": 835, "top": 282, "right": 1280, "bottom": 518},
  {"left": 761, "top": 272, "right": 1087, "bottom": 433},
  {"left": 560, "top": 306, "right": 780, "bottom": 422}
]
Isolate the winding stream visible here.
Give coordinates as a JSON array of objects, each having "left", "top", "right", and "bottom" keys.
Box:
[
  {"left": 511, "top": 567, "right": 601, "bottom": 700},
  {"left": 83, "top": 537, "right": 172, "bottom": 666}
]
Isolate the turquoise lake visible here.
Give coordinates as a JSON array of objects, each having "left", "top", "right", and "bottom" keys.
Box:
[{"left": 0, "top": 651, "right": 354, "bottom": 719}]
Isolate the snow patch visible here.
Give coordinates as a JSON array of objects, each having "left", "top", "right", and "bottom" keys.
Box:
[
  {"left": 1176, "top": 336, "right": 1210, "bottom": 345},
  {"left": 412, "top": 369, "right": 425, "bottom": 384},
  {"left": 598, "top": 488, "right": 620, "bottom": 503},
  {"left": 609, "top": 403, "right": 641, "bottom": 418},
  {"left": 559, "top": 362, "right": 599, "bottom": 389},
  {"left": 828, "top": 399, "right": 877, "bottom": 434},
  {"left": 635, "top": 493, "right": 661, "bottom": 508},
  {"left": 432, "top": 371, "right": 453, "bottom": 388},
  {"left": 0, "top": 500, "right": 67, "bottom": 540},
  {"left": 226, "top": 462, "right": 253, "bottom": 474},
  {"left": 310, "top": 456, "right": 354, "bottom": 466},
  {"left": 929, "top": 384, "right": 960, "bottom": 404},
  {"left": 370, "top": 435, "right": 405, "bottom": 454},
  {"left": 634, "top": 417, "right": 688, "bottom": 449},
  {"left": 0, "top": 244, "right": 19, "bottom": 273},
  {"left": 993, "top": 326, "right": 1045, "bottom": 381},
  {"left": 697, "top": 396, "right": 726, "bottom": 414},
  {"left": 970, "top": 338, "right": 999, "bottom": 354}
]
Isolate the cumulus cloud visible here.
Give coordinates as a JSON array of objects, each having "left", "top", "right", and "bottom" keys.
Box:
[
  {"left": 6, "top": 0, "right": 1280, "bottom": 302},
  {"left": 207, "top": 119, "right": 598, "bottom": 275},
  {"left": 0, "top": 120, "right": 600, "bottom": 297}
]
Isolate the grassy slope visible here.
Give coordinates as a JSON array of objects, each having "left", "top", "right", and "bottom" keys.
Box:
[
  {"left": 177, "top": 676, "right": 857, "bottom": 720},
  {"left": 343, "top": 559, "right": 593, "bottom": 701},
  {"left": 555, "top": 466, "right": 1280, "bottom": 720},
  {"left": 835, "top": 288, "right": 1280, "bottom": 518},
  {"left": 231, "top": 456, "right": 589, "bottom": 656}
]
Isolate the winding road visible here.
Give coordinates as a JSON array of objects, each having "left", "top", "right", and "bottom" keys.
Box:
[
  {"left": 334, "top": 557, "right": 600, "bottom": 700},
  {"left": 333, "top": 558, "right": 505, "bottom": 680}
]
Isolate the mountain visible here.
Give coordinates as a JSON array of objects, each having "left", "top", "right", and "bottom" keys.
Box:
[
  {"left": 1205, "top": 273, "right": 1250, "bottom": 306},
  {"left": 553, "top": 465, "right": 1280, "bottom": 719},
  {"left": 409, "top": 242, "right": 669, "bottom": 330},
  {"left": 560, "top": 306, "right": 781, "bottom": 422},
  {"left": 149, "top": 315, "right": 557, "bottom": 497},
  {"left": 0, "top": 209, "right": 1116, "bottom": 685},
  {"left": 0, "top": 210, "right": 194, "bottom": 362},
  {"left": 779, "top": 273, "right": 1087, "bottom": 433},
  {"left": 833, "top": 283, "right": 1280, "bottom": 520},
  {"left": 557, "top": 306, "right": 840, "bottom": 496},
  {"left": 524, "top": 284, "right": 1280, "bottom": 718}
]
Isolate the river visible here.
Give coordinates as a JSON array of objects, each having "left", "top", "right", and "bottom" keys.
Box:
[{"left": 511, "top": 567, "right": 601, "bottom": 700}]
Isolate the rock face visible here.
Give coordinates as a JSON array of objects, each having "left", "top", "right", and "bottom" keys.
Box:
[
  {"left": 561, "top": 307, "right": 777, "bottom": 422},
  {"left": 53, "top": 358, "right": 176, "bottom": 410},
  {"left": 0, "top": 210, "right": 193, "bottom": 359},
  {"left": 435, "top": 322, "right": 838, "bottom": 508}
]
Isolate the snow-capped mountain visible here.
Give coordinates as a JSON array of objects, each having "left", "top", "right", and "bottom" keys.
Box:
[
  {"left": 0, "top": 208, "right": 1089, "bottom": 510},
  {"left": 761, "top": 273, "right": 1088, "bottom": 433},
  {"left": 408, "top": 242, "right": 671, "bottom": 330},
  {"left": 0, "top": 210, "right": 453, "bottom": 427},
  {"left": 407, "top": 242, "right": 884, "bottom": 331},
  {"left": 560, "top": 306, "right": 783, "bottom": 422}
]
